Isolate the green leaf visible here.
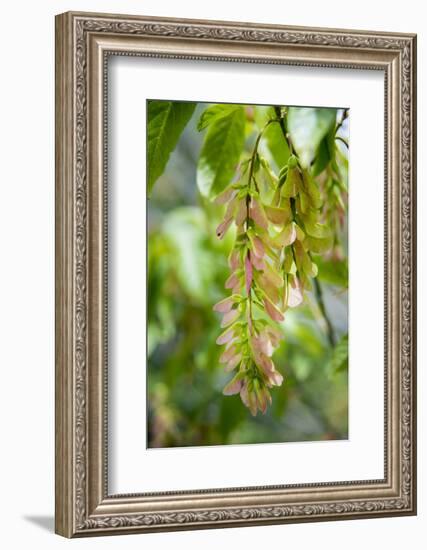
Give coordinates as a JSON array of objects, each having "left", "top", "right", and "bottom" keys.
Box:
[
  {"left": 147, "top": 100, "right": 196, "bottom": 195},
  {"left": 312, "top": 136, "right": 330, "bottom": 176},
  {"left": 312, "top": 126, "right": 336, "bottom": 176},
  {"left": 255, "top": 106, "right": 290, "bottom": 169},
  {"left": 288, "top": 107, "right": 337, "bottom": 167},
  {"left": 263, "top": 121, "right": 290, "bottom": 169},
  {"left": 197, "top": 106, "right": 246, "bottom": 199},
  {"left": 197, "top": 104, "right": 241, "bottom": 131}
]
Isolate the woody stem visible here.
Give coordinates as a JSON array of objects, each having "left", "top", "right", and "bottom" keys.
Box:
[{"left": 312, "top": 276, "right": 336, "bottom": 347}]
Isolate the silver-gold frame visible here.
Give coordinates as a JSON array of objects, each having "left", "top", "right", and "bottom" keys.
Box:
[{"left": 55, "top": 11, "right": 417, "bottom": 537}]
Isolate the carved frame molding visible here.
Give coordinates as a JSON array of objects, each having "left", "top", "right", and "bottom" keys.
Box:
[{"left": 55, "top": 11, "right": 416, "bottom": 537}]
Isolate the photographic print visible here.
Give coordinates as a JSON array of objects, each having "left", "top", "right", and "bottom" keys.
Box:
[
  {"left": 56, "top": 12, "right": 416, "bottom": 536},
  {"left": 147, "top": 100, "right": 349, "bottom": 448}
]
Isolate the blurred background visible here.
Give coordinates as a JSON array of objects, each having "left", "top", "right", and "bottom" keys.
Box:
[{"left": 147, "top": 103, "right": 349, "bottom": 448}]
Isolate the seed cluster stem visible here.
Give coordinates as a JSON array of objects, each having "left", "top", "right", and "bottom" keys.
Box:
[{"left": 244, "top": 120, "right": 275, "bottom": 331}]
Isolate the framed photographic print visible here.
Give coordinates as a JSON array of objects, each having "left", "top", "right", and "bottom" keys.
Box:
[{"left": 55, "top": 11, "right": 417, "bottom": 537}]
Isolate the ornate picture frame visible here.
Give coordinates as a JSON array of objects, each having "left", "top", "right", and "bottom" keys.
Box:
[{"left": 55, "top": 11, "right": 417, "bottom": 537}]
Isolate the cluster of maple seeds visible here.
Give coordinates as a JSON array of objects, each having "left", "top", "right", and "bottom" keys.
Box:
[{"left": 213, "top": 150, "right": 332, "bottom": 415}]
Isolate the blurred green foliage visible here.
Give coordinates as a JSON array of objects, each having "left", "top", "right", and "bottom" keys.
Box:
[{"left": 147, "top": 102, "right": 348, "bottom": 448}]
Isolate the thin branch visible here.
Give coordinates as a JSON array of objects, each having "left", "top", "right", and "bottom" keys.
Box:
[
  {"left": 335, "top": 108, "right": 349, "bottom": 135},
  {"left": 335, "top": 136, "right": 349, "bottom": 149},
  {"left": 245, "top": 120, "right": 274, "bottom": 332},
  {"left": 312, "top": 274, "right": 336, "bottom": 347},
  {"left": 247, "top": 118, "right": 274, "bottom": 192}
]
